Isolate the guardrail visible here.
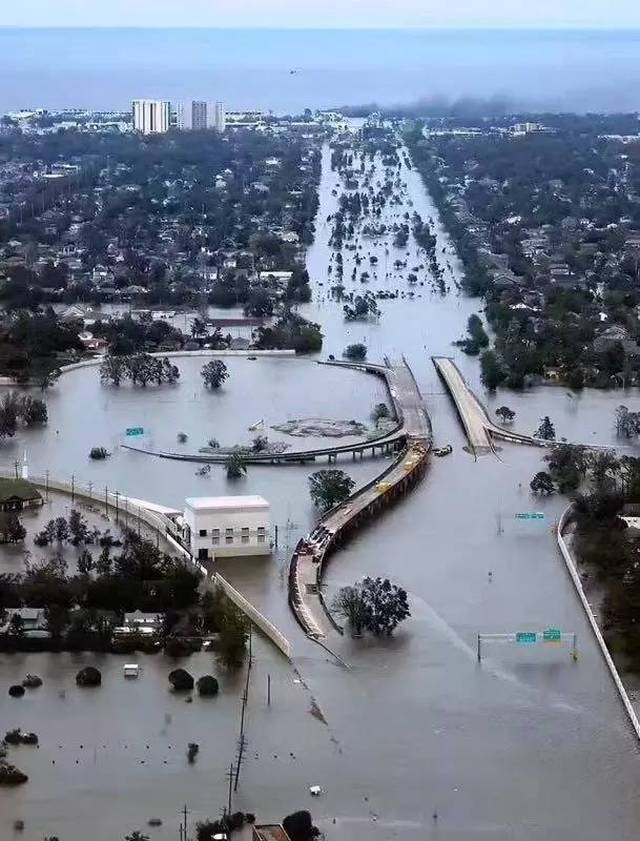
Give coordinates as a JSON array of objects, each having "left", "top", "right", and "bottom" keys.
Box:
[{"left": 557, "top": 504, "right": 640, "bottom": 740}]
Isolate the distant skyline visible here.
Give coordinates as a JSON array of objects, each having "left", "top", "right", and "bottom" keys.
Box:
[{"left": 3, "top": 0, "right": 640, "bottom": 30}]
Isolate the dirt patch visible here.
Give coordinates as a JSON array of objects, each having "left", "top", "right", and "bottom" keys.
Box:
[{"left": 272, "top": 417, "right": 368, "bottom": 438}]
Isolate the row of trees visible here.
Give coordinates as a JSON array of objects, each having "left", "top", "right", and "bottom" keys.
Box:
[
  {"left": 530, "top": 442, "right": 632, "bottom": 497},
  {"left": 99, "top": 354, "right": 180, "bottom": 387},
  {"left": 343, "top": 292, "right": 380, "bottom": 321},
  {"left": 615, "top": 404, "right": 640, "bottom": 438},
  {"left": 0, "top": 530, "right": 200, "bottom": 620},
  {"left": 549, "top": 449, "right": 640, "bottom": 671},
  {"left": 254, "top": 311, "right": 323, "bottom": 353},
  {"left": 33, "top": 509, "right": 119, "bottom": 549}
]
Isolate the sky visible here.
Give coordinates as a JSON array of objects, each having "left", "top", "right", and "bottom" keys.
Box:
[{"left": 3, "top": 0, "right": 640, "bottom": 29}]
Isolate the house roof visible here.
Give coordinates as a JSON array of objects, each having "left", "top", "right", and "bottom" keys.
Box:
[
  {"left": 253, "top": 826, "right": 291, "bottom": 841},
  {"left": 0, "top": 478, "right": 42, "bottom": 503},
  {"left": 9, "top": 607, "right": 42, "bottom": 621}
]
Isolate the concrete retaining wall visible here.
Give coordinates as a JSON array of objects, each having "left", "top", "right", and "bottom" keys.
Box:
[
  {"left": 557, "top": 504, "right": 640, "bottom": 740},
  {"left": 213, "top": 574, "right": 291, "bottom": 660},
  {"left": 58, "top": 348, "right": 296, "bottom": 375}
]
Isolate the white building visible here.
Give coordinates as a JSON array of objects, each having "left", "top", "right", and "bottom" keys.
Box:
[
  {"left": 183, "top": 495, "right": 271, "bottom": 561},
  {"left": 132, "top": 99, "right": 171, "bottom": 135},
  {"left": 173, "top": 102, "right": 189, "bottom": 130},
  {"left": 208, "top": 101, "right": 226, "bottom": 133}
]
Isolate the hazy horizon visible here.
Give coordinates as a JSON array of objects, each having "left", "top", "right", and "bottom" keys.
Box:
[
  {"left": 4, "top": 24, "right": 640, "bottom": 31},
  {"left": 2, "top": 28, "right": 640, "bottom": 115},
  {"left": 4, "top": 0, "right": 640, "bottom": 29}
]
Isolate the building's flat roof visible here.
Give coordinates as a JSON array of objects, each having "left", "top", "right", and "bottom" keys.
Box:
[
  {"left": 126, "top": 496, "right": 181, "bottom": 516},
  {"left": 185, "top": 495, "right": 269, "bottom": 512}
]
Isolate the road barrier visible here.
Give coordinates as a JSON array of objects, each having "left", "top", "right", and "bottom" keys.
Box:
[
  {"left": 557, "top": 504, "right": 640, "bottom": 740},
  {"left": 214, "top": 573, "right": 291, "bottom": 659}
]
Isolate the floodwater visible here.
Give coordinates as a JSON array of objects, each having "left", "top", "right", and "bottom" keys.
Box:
[
  {"left": 0, "top": 491, "right": 127, "bottom": 576},
  {"left": 2, "top": 135, "right": 640, "bottom": 840}
]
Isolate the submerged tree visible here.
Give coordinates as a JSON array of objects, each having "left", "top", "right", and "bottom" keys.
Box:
[
  {"left": 534, "top": 416, "right": 556, "bottom": 441},
  {"left": 201, "top": 360, "right": 229, "bottom": 389},
  {"left": 343, "top": 342, "right": 367, "bottom": 361},
  {"left": 225, "top": 453, "right": 247, "bottom": 480},
  {"left": 530, "top": 471, "right": 556, "bottom": 496},
  {"left": 495, "top": 406, "right": 516, "bottom": 424},
  {"left": 371, "top": 402, "right": 391, "bottom": 424},
  {"left": 615, "top": 405, "right": 640, "bottom": 439},
  {"left": 0, "top": 512, "right": 26, "bottom": 543},
  {"left": 309, "top": 469, "right": 355, "bottom": 511},
  {"left": 332, "top": 585, "right": 369, "bottom": 636},
  {"left": 480, "top": 349, "right": 506, "bottom": 391},
  {"left": 215, "top": 592, "right": 249, "bottom": 671},
  {"left": 333, "top": 577, "right": 410, "bottom": 637},
  {"left": 544, "top": 443, "right": 588, "bottom": 493}
]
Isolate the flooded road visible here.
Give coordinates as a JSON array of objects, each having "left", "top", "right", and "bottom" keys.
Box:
[{"left": 1, "top": 134, "right": 640, "bottom": 840}]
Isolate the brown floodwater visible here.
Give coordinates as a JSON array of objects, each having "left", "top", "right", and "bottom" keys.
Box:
[{"left": 1, "top": 134, "right": 640, "bottom": 841}]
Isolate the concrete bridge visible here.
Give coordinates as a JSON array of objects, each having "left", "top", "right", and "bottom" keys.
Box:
[
  {"left": 432, "top": 356, "right": 549, "bottom": 457},
  {"left": 121, "top": 358, "right": 428, "bottom": 466},
  {"left": 288, "top": 358, "right": 432, "bottom": 639}
]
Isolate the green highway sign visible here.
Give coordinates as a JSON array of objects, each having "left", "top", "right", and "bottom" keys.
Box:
[
  {"left": 543, "top": 628, "right": 562, "bottom": 642},
  {"left": 516, "top": 632, "right": 537, "bottom": 644},
  {"left": 515, "top": 512, "right": 545, "bottom": 520},
  {"left": 126, "top": 427, "right": 144, "bottom": 436}
]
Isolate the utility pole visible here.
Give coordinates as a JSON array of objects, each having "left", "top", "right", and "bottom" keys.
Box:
[
  {"left": 234, "top": 734, "right": 247, "bottom": 792},
  {"left": 179, "top": 804, "right": 189, "bottom": 841},
  {"left": 267, "top": 673, "right": 271, "bottom": 706},
  {"left": 226, "top": 763, "right": 234, "bottom": 814},
  {"left": 234, "top": 633, "right": 253, "bottom": 791}
]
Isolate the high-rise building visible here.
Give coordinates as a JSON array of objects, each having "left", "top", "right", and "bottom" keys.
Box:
[
  {"left": 214, "top": 101, "right": 226, "bottom": 132},
  {"left": 132, "top": 100, "right": 171, "bottom": 134},
  {"left": 172, "top": 103, "right": 186, "bottom": 130},
  {"left": 207, "top": 101, "right": 226, "bottom": 133},
  {"left": 192, "top": 100, "right": 208, "bottom": 131}
]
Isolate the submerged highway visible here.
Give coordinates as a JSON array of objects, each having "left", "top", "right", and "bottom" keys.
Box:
[{"left": 5, "top": 132, "right": 640, "bottom": 841}]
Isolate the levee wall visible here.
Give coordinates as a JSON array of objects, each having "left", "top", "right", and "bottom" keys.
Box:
[{"left": 557, "top": 504, "right": 640, "bottom": 740}]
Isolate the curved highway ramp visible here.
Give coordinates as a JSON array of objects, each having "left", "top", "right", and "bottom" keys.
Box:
[{"left": 289, "top": 357, "right": 432, "bottom": 639}]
